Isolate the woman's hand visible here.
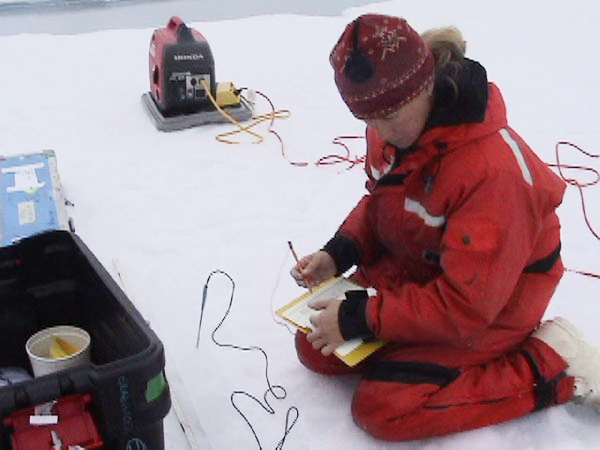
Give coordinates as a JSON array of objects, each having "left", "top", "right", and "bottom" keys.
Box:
[
  {"left": 290, "top": 250, "right": 337, "bottom": 288},
  {"left": 307, "top": 298, "right": 345, "bottom": 356}
]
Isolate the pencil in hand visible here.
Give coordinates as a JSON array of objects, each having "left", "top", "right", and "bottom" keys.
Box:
[
  {"left": 288, "top": 241, "right": 300, "bottom": 264},
  {"left": 288, "top": 241, "right": 312, "bottom": 291}
]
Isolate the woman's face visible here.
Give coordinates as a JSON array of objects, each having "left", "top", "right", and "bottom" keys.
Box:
[{"left": 365, "top": 84, "right": 433, "bottom": 148}]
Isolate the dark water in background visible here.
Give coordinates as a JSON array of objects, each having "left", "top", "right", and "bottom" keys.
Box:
[{"left": 0, "top": 0, "right": 378, "bottom": 35}]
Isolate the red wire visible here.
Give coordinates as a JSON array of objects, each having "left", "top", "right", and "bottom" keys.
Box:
[
  {"left": 256, "top": 90, "right": 309, "bottom": 167},
  {"left": 550, "top": 141, "right": 600, "bottom": 280},
  {"left": 550, "top": 141, "right": 600, "bottom": 240},
  {"left": 316, "top": 136, "right": 366, "bottom": 170},
  {"left": 566, "top": 269, "right": 600, "bottom": 280},
  {"left": 240, "top": 88, "right": 308, "bottom": 166},
  {"left": 241, "top": 88, "right": 366, "bottom": 169}
]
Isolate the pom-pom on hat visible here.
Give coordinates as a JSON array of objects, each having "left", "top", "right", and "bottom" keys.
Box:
[{"left": 330, "top": 14, "right": 435, "bottom": 120}]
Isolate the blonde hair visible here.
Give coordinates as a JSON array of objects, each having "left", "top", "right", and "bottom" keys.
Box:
[
  {"left": 421, "top": 26, "right": 466, "bottom": 70},
  {"left": 421, "top": 27, "right": 466, "bottom": 101}
]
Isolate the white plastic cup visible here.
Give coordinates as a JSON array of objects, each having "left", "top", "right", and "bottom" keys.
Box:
[{"left": 25, "top": 326, "right": 91, "bottom": 377}]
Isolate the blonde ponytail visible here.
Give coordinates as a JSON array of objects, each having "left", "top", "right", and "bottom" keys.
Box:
[{"left": 421, "top": 26, "right": 466, "bottom": 70}]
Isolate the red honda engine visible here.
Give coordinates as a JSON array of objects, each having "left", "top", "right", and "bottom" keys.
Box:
[{"left": 149, "top": 16, "right": 216, "bottom": 115}]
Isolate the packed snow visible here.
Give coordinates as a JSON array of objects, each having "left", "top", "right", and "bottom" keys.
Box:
[{"left": 1, "top": 1, "right": 600, "bottom": 448}]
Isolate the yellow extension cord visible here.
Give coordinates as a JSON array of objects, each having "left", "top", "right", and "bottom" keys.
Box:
[{"left": 200, "top": 79, "right": 290, "bottom": 145}]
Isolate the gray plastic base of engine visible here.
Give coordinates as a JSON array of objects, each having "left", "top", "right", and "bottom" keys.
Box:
[{"left": 141, "top": 92, "right": 254, "bottom": 132}]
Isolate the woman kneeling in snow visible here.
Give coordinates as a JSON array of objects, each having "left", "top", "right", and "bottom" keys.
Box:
[{"left": 291, "top": 13, "right": 600, "bottom": 441}]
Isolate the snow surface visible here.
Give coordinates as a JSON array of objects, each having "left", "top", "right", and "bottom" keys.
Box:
[{"left": 1, "top": 0, "right": 600, "bottom": 448}]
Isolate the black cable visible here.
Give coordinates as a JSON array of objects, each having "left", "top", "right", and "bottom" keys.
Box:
[{"left": 197, "top": 269, "right": 299, "bottom": 449}]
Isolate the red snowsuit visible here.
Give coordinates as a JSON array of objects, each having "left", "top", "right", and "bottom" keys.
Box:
[{"left": 296, "top": 69, "right": 574, "bottom": 440}]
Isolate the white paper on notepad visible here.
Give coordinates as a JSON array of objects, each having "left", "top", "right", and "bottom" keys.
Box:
[
  {"left": 283, "top": 278, "right": 359, "bottom": 330},
  {"left": 282, "top": 278, "right": 377, "bottom": 356},
  {"left": 334, "top": 338, "right": 363, "bottom": 356}
]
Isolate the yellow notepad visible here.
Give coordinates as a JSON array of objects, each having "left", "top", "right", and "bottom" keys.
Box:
[{"left": 277, "top": 277, "right": 385, "bottom": 366}]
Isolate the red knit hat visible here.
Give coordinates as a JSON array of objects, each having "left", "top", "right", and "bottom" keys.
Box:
[{"left": 330, "top": 14, "right": 434, "bottom": 120}]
